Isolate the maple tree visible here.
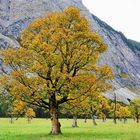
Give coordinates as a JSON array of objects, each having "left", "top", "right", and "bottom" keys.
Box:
[
  {"left": 6, "top": 98, "right": 35, "bottom": 123},
  {"left": 61, "top": 101, "right": 80, "bottom": 127},
  {"left": 61, "top": 96, "right": 87, "bottom": 127},
  {"left": 26, "top": 108, "right": 36, "bottom": 123},
  {"left": 84, "top": 94, "right": 110, "bottom": 125},
  {"left": 13, "top": 100, "right": 26, "bottom": 117},
  {"left": 130, "top": 99, "right": 140, "bottom": 123},
  {"left": 0, "top": 7, "right": 113, "bottom": 134},
  {"left": 110, "top": 102, "right": 121, "bottom": 124},
  {"left": 117, "top": 106, "right": 130, "bottom": 123},
  {"left": 110, "top": 92, "right": 118, "bottom": 124},
  {"left": 96, "top": 96, "right": 110, "bottom": 122}
]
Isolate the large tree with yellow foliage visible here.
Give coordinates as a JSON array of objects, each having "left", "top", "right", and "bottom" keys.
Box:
[{"left": 0, "top": 7, "right": 113, "bottom": 134}]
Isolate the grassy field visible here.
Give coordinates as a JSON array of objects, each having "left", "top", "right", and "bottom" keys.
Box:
[{"left": 0, "top": 118, "right": 140, "bottom": 140}]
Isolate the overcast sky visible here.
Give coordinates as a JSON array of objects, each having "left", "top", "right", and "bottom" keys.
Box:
[{"left": 82, "top": 0, "right": 140, "bottom": 42}]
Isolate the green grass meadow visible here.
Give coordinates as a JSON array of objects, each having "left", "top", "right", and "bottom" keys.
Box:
[{"left": 0, "top": 118, "right": 140, "bottom": 140}]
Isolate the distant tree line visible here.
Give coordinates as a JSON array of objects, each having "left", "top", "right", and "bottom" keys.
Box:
[{"left": 1, "top": 93, "right": 140, "bottom": 125}]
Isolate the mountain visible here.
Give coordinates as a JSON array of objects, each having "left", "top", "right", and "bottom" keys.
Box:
[
  {"left": 127, "top": 39, "right": 140, "bottom": 57},
  {"left": 0, "top": 0, "right": 140, "bottom": 104}
]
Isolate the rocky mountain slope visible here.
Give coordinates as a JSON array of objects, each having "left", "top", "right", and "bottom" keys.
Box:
[
  {"left": 0, "top": 0, "right": 140, "bottom": 104},
  {"left": 127, "top": 39, "right": 140, "bottom": 57}
]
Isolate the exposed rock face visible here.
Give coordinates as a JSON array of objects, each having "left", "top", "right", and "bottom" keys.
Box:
[
  {"left": 0, "top": 33, "right": 20, "bottom": 49},
  {"left": 92, "top": 15, "right": 140, "bottom": 102},
  {"left": 0, "top": 0, "right": 140, "bottom": 102}
]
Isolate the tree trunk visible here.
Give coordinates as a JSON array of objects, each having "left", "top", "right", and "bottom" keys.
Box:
[
  {"left": 72, "top": 115, "right": 78, "bottom": 127},
  {"left": 91, "top": 114, "right": 97, "bottom": 126},
  {"left": 10, "top": 116, "right": 13, "bottom": 124},
  {"left": 90, "top": 105, "right": 97, "bottom": 126},
  {"left": 119, "top": 117, "right": 122, "bottom": 122},
  {"left": 136, "top": 116, "right": 139, "bottom": 123},
  {"left": 124, "top": 118, "right": 127, "bottom": 124},
  {"left": 84, "top": 116, "right": 87, "bottom": 123},
  {"left": 113, "top": 117, "right": 117, "bottom": 124},
  {"left": 102, "top": 117, "right": 106, "bottom": 122},
  {"left": 113, "top": 93, "right": 117, "bottom": 124},
  {"left": 27, "top": 117, "right": 31, "bottom": 124},
  {"left": 49, "top": 106, "right": 62, "bottom": 135}
]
